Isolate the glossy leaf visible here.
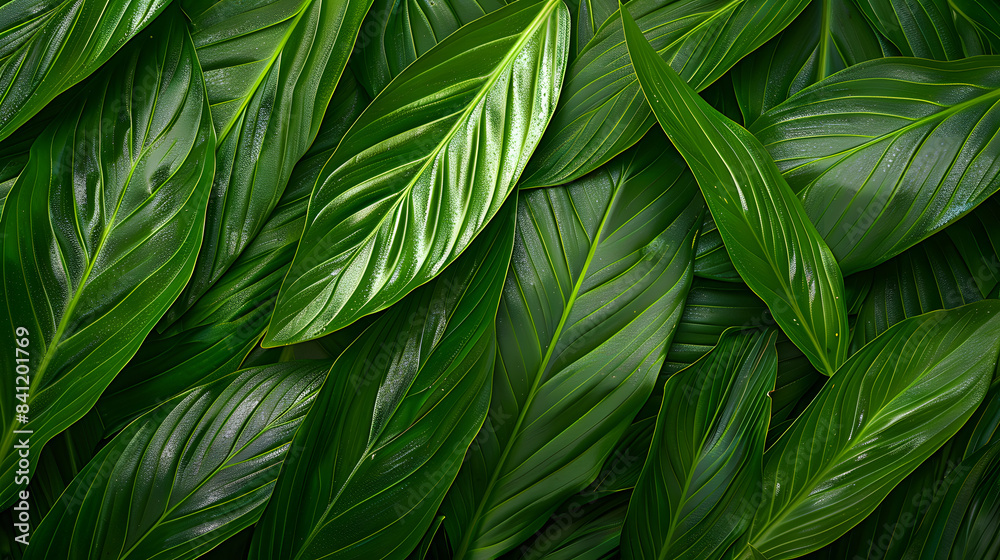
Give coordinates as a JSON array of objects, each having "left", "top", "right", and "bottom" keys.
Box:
[
  {"left": 751, "top": 56, "right": 1000, "bottom": 273},
  {"left": 0, "top": 0, "right": 170, "bottom": 142},
  {"left": 264, "top": 0, "right": 570, "bottom": 345},
  {"left": 351, "top": 0, "right": 509, "bottom": 96},
  {"left": 741, "top": 302, "right": 1000, "bottom": 559},
  {"left": 26, "top": 362, "right": 326, "bottom": 560},
  {"left": 0, "top": 11, "right": 214, "bottom": 507},
  {"left": 519, "top": 0, "right": 810, "bottom": 189},
  {"left": 733, "top": 0, "right": 892, "bottom": 126},
  {"left": 623, "top": 7, "right": 849, "bottom": 376},
  {"left": 442, "top": 134, "right": 703, "bottom": 559},
  {"left": 566, "top": 0, "right": 618, "bottom": 58},
  {"left": 945, "top": 196, "right": 1000, "bottom": 298},
  {"left": 509, "top": 491, "right": 630, "bottom": 560},
  {"left": 250, "top": 198, "right": 516, "bottom": 560},
  {"left": 854, "top": 0, "right": 965, "bottom": 59},
  {"left": 693, "top": 213, "right": 741, "bottom": 282},
  {"left": 950, "top": 0, "right": 1000, "bottom": 53},
  {"left": 622, "top": 328, "right": 777, "bottom": 560},
  {"left": 165, "top": 0, "right": 373, "bottom": 322}
]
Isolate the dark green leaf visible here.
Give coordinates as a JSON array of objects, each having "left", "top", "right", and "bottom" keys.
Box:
[
  {"left": 26, "top": 362, "right": 326, "bottom": 560},
  {"left": 693, "top": 214, "right": 741, "bottom": 282},
  {"left": 854, "top": 0, "right": 965, "bottom": 59},
  {"left": 508, "top": 491, "right": 630, "bottom": 560},
  {"left": 751, "top": 56, "right": 1000, "bottom": 274},
  {"left": 623, "top": 7, "right": 850, "bottom": 375},
  {"left": 442, "top": 134, "right": 702, "bottom": 559},
  {"left": 743, "top": 302, "right": 1000, "bottom": 559},
  {"left": 945, "top": 196, "right": 1000, "bottom": 298},
  {"left": 250, "top": 198, "right": 516, "bottom": 560},
  {"left": 0, "top": 0, "right": 169, "bottom": 141},
  {"left": 264, "top": 0, "right": 570, "bottom": 345},
  {"left": 950, "top": 0, "right": 1000, "bottom": 54},
  {"left": 351, "top": 0, "right": 509, "bottom": 96},
  {"left": 566, "top": 0, "right": 619, "bottom": 58},
  {"left": 165, "top": 0, "right": 374, "bottom": 322},
  {"left": 622, "top": 328, "right": 777, "bottom": 560},
  {"left": 0, "top": 10, "right": 214, "bottom": 507},
  {"left": 519, "top": 0, "right": 810, "bottom": 189}
]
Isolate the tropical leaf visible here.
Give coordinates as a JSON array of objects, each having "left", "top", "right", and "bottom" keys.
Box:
[
  {"left": 508, "top": 491, "right": 630, "bottom": 560},
  {"left": 0, "top": 10, "right": 214, "bottom": 508},
  {"left": 902, "top": 441, "right": 1000, "bottom": 559},
  {"left": 350, "top": 0, "right": 509, "bottom": 96},
  {"left": 0, "top": 0, "right": 170, "bottom": 142},
  {"left": 249, "top": 197, "right": 516, "bottom": 560},
  {"left": 26, "top": 362, "right": 327, "bottom": 560},
  {"left": 566, "top": 0, "right": 619, "bottom": 58},
  {"left": 950, "top": 0, "right": 1000, "bottom": 53},
  {"left": 733, "top": 0, "right": 893, "bottom": 127},
  {"left": 622, "top": 328, "right": 777, "bottom": 560},
  {"left": 740, "top": 301, "right": 1000, "bottom": 559},
  {"left": 264, "top": 0, "right": 570, "bottom": 346},
  {"left": 623, "top": 7, "right": 850, "bottom": 376},
  {"left": 944, "top": 196, "right": 1000, "bottom": 298},
  {"left": 751, "top": 56, "right": 1000, "bottom": 274},
  {"left": 441, "top": 133, "right": 703, "bottom": 559},
  {"left": 853, "top": 0, "right": 966, "bottom": 59},
  {"left": 95, "top": 70, "right": 370, "bottom": 434},
  {"left": 518, "top": 0, "right": 811, "bottom": 189},
  {"left": 165, "top": 0, "right": 373, "bottom": 322}
]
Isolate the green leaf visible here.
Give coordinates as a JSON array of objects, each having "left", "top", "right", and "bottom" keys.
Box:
[
  {"left": 851, "top": 235, "right": 983, "bottom": 351},
  {"left": 0, "top": 10, "right": 214, "bottom": 508},
  {"left": 442, "top": 134, "right": 703, "bottom": 559},
  {"left": 854, "top": 0, "right": 965, "bottom": 59},
  {"left": 741, "top": 301, "right": 1000, "bottom": 559},
  {"left": 733, "top": 0, "right": 893, "bottom": 127},
  {"left": 26, "top": 362, "right": 326, "bottom": 560},
  {"left": 95, "top": 70, "right": 371, "bottom": 435},
  {"left": 902, "top": 441, "right": 1000, "bottom": 559},
  {"left": 250, "top": 197, "right": 517, "bottom": 560},
  {"left": 518, "top": 0, "right": 810, "bottom": 189},
  {"left": 693, "top": 214, "right": 741, "bottom": 282},
  {"left": 409, "top": 517, "right": 447, "bottom": 560},
  {"left": 264, "top": 0, "right": 570, "bottom": 345},
  {"left": 566, "top": 0, "right": 619, "bottom": 58},
  {"left": 351, "top": 0, "right": 510, "bottom": 96},
  {"left": 944, "top": 196, "right": 1000, "bottom": 298},
  {"left": 949, "top": 0, "right": 1000, "bottom": 54},
  {"left": 751, "top": 56, "right": 1000, "bottom": 274},
  {"left": 0, "top": 0, "right": 170, "bottom": 142},
  {"left": 622, "top": 328, "right": 778, "bottom": 560},
  {"left": 26, "top": 411, "right": 103, "bottom": 520},
  {"left": 508, "top": 491, "right": 630, "bottom": 560},
  {"left": 622, "top": 6, "right": 849, "bottom": 376},
  {"left": 165, "top": 0, "right": 373, "bottom": 322}
]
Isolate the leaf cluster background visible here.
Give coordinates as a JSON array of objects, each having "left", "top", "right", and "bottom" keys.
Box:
[{"left": 0, "top": 0, "right": 998, "bottom": 559}]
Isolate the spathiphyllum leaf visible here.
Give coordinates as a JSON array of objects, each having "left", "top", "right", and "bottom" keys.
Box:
[
  {"left": 0, "top": 0, "right": 171, "bottom": 142},
  {"left": 164, "top": 0, "right": 374, "bottom": 323},
  {"left": 622, "top": 7, "right": 850, "bottom": 376},
  {"left": 0, "top": 10, "right": 214, "bottom": 508},
  {"left": 27, "top": 362, "right": 327, "bottom": 560},
  {"left": 518, "top": 0, "right": 810, "bottom": 189},
  {"left": 622, "top": 328, "right": 778, "bottom": 560},
  {"left": 733, "top": 0, "right": 893, "bottom": 126},
  {"left": 350, "top": 0, "right": 510, "bottom": 96},
  {"left": 751, "top": 56, "right": 1000, "bottom": 274},
  {"left": 739, "top": 301, "right": 1000, "bottom": 559},
  {"left": 264, "top": 0, "right": 570, "bottom": 345},
  {"left": 854, "top": 0, "right": 966, "bottom": 59},
  {"left": 250, "top": 198, "right": 516, "bottom": 560},
  {"left": 95, "top": 70, "right": 371, "bottom": 435},
  {"left": 442, "top": 133, "right": 703, "bottom": 559}
]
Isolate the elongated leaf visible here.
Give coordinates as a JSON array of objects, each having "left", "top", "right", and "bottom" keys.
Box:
[
  {"left": 250, "top": 198, "right": 516, "bottom": 560},
  {"left": 0, "top": 11, "right": 214, "bottom": 508},
  {"left": 26, "top": 411, "right": 103, "bottom": 521},
  {"left": 733, "top": 0, "right": 892, "bottom": 126},
  {"left": 623, "top": 7, "right": 849, "bottom": 376},
  {"left": 95, "top": 71, "right": 370, "bottom": 434},
  {"left": 26, "top": 362, "right": 326, "bottom": 560},
  {"left": 852, "top": 235, "right": 983, "bottom": 351},
  {"left": 902, "top": 441, "right": 1000, "bottom": 559},
  {"left": 265, "top": 0, "right": 569, "bottom": 345},
  {"left": 351, "top": 0, "right": 509, "bottom": 96},
  {"left": 0, "top": 0, "right": 170, "bottom": 142},
  {"left": 694, "top": 213, "right": 741, "bottom": 282},
  {"left": 739, "top": 301, "right": 1000, "bottom": 559},
  {"left": 566, "top": 0, "right": 618, "bottom": 58},
  {"left": 509, "top": 491, "right": 630, "bottom": 560},
  {"left": 442, "top": 134, "right": 702, "bottom": 559},
  {"left": 622, "top": 328, "right": 777, "bottom": 560},
  {"left": 751, "top": 56, "right": 1000, "bottom": 273},
  {"left": 950, "top": 0, "right": 1000, "bottom": 53},
  {"left": 519, "top": 0, "right": 810, "bottom": 189},
  {"left": 854, "top": 0, "right": 965, "bottom": 59},
  {"left": 945, "top": 196, "right": 1000, "bottom": 298},
  {"left": 165, "top": 0, "right": 373, "bottom": 322}
]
